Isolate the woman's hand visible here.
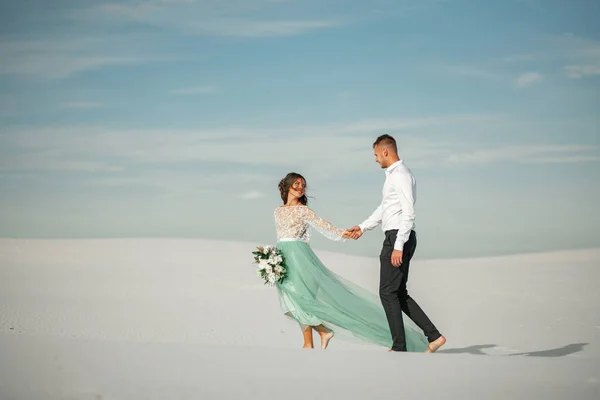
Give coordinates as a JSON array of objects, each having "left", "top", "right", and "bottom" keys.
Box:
[{"left": 343, "top": 226, "right": 362, "bottom": 240}]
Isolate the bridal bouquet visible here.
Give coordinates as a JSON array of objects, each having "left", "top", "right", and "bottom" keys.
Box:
[{"left": 252, "top": 245, "right": 287, "bottom": 287}]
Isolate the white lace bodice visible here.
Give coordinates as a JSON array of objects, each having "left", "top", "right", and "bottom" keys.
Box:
[{"left": 274, "top": 205, "right": 347, "bottom": 242}]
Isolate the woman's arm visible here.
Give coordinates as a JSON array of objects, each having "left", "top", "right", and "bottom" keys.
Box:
[{"left": 301, "top": 207, "right": 348, "bottom": 242}]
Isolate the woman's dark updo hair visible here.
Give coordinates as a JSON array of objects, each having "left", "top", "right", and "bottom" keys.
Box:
[{"left": 278, "top": 172, "right": 308, "bottom": 205}]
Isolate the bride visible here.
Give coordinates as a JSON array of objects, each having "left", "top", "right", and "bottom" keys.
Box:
[{"left": 273, "top": 172, "right": 428, "bottom": 351}]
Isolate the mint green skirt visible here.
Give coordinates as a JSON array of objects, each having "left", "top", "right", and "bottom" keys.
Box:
[{"left": 276, "top": 240, "right": 428, "bottom": 352}]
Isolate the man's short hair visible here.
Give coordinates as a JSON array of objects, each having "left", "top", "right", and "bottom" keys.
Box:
[{"left": 373, "top": 134, "right": 397, "bottom": 152}]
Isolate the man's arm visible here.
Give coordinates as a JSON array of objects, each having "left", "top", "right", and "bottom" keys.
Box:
[
  {"left": 390, "top": 172, "right": 416, "bottom": 251},
  {"left": 358, "top": 204, "right": 383, "bottom": 233},
  {"left": 345, "top": 203, "right": 382, "bottom": 240}
]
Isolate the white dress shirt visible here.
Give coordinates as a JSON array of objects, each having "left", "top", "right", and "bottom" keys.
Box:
[{"left": 358, "top": 159, "right": 416, "bottom": 251}]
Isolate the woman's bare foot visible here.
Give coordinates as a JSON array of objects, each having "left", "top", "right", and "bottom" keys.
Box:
[
  {"left": 425, "top": 335, "right": 446, "bottom": 353},
  {"left": 319, "top": 331, "right": 334, "bottom": 349},
  {"left": 314, "top": 325, "right": 334, "bottom": 349}
]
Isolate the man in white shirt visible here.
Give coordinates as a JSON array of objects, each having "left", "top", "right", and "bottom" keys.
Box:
[{"left": 347, "top": 134, "right": 446, "bottom": 353}]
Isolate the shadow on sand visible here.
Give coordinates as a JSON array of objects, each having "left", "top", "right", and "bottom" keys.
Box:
[{"left": 438, "top": 343, "right": 588, "bottom": 357}]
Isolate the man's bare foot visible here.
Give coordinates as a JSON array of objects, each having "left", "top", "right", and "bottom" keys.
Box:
[
  {"left": 319, "top": 331, "right": 334, "bottom": 349},
  {"left": 425, "top": 335, "right": 446, "bottom": 353}
]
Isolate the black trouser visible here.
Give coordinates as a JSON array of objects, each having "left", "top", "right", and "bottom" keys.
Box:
[{"left": 379, "top": 229, "right": 441, "bottom": 351}]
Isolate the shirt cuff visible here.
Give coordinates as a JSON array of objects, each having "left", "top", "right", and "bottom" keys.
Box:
[{"left": 393, "top": 235, "right": 408, "bottom": 250}]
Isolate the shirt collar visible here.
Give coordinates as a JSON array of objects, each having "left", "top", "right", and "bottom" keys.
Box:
[{"left": 385, "top": 159, "right": 403, "bottom": 174}]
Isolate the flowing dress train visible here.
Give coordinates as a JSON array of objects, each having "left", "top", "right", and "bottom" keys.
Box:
[{"left": 274, "top": 205, "right": 428, "bottom": 352}]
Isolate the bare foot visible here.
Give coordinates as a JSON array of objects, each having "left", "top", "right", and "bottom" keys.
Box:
[
  {"left": 319, "top": 331, "right": 334, "bottom": 349},
  {"left": 425, "top": 336, "right": 446, "bottom": 353},
  {"left": 302, "top": 345, "right": 314, "bottom": 349}
]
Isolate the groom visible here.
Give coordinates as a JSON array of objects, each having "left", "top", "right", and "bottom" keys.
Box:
[{"left": 346, "top": 134, "right": 446, "bottom": 353}]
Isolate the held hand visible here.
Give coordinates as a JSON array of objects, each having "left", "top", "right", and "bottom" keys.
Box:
[
  {"left": 345, "top": 226, "right": 363, "bottom": 240},
  {"left": 391, "top": 249, "right": 403, "bottom": 267}
]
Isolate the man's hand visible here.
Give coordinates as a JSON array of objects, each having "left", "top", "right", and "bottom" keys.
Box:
[
  {"left": 391, "top": 249, "right": 403, "bottom": 267},
  {"left": 345, "top": 226, "right": 363, "bottom": 240}
]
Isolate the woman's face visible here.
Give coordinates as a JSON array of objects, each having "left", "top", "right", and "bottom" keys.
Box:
[{"left": 288, "top": 178, "right": 306, "bottom": 200}]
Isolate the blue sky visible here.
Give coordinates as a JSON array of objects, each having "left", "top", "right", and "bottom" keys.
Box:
[{"left": 0, "top": 0, "right": 599, "bottom": 259}]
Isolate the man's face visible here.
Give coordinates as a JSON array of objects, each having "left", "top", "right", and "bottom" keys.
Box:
[{"left": 373, "top": 145, "right": 388, "bottom": 168}]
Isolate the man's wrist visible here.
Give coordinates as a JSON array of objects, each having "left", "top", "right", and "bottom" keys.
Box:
[{"left": 393, "top": 238, "right": 407, "bottom": 251}]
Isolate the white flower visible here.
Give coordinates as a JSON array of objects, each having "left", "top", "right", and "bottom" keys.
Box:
[
  {"left": 252, "top": 244, "right": 285, "bottom": 287},
  {"left": 258, "top": 259, "right": 269, "bottom": 270}
]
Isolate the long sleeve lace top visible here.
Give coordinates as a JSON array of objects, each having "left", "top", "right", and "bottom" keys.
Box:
[{"left": 274, "top": 205, "right": 347, "bottom": 243}]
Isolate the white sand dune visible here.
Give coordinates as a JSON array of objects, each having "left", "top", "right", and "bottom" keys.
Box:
[{"left": 1, "top": 238, "right": 599, "bottom": 399}]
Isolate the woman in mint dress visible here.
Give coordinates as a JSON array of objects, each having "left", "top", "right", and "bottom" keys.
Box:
[{"left": 274, "top": 172, "right": 428, "bottom": 351}]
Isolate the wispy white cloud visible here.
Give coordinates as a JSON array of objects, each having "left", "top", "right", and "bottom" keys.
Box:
[
  {"left": 554, "top": 34, "right": 600, "bottom": 79},
  {"left": 0, "top": 35, "right": 170, "bottom": 79},
  {"left": 238, "top": 191, "right": 266, "bottom": 200},
  {"left": 81, "top": 1, "right": 202, "bottom": 21},
  {"left": 335, "top": 114, "right": 494, "bottom": 133},
  {"left": 0, "top": 156, "right": 123, "bottom": 173},
  {"left": 563, "top": 65, "right": 600, "bottom": 79},
  {"left": 2, "top": 114, "right": 596, "bottom": 193},
  {"left": 515, "top": 72, "right": 543, "bottom": 87},
  {"left": 499, "top": 34, "right": 600, "bottom": 80},
  {"left": 529, "top": 155, "right": 600, "bottom": 163},
  {"left": 0, "top": 0, "right": 443, "bottom": 80},
  {"left": 186, "top": 19, "right": 342, "bottom": 37},
  {"left": 498, "top": 52, "right": 543, "bottom": 63},
  {"left": 170, "top": 85, "right": 218, "bottom": 95},
  {"left": 74, "top": 0, "right": 344, "bottom": 38},
  {"left": 443, "top": 66, "right": 502, "bottom": 80},
  {"left": 445, "top": 67, "right": 545, "bottom": 88},
  {"left": 0, "top": 54, "right": 143, "bottom": 79},
  {"left": 449, "top": 33, "right": 600, "bottom": 86},
  {"left": 0, "top": 115, "right": 491, "bottom": 177},
  {"left": 86, "top": 171, "right": 269, "bottom": 197},
  {"left": 446, "top": 145, "right": 599, "bottom": 165},
  {"left": 0, "top": 1, "right": 344, "bottom": 79},
  {"left": 1, "top": 117, "right": 597, "bottom": 205}
]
